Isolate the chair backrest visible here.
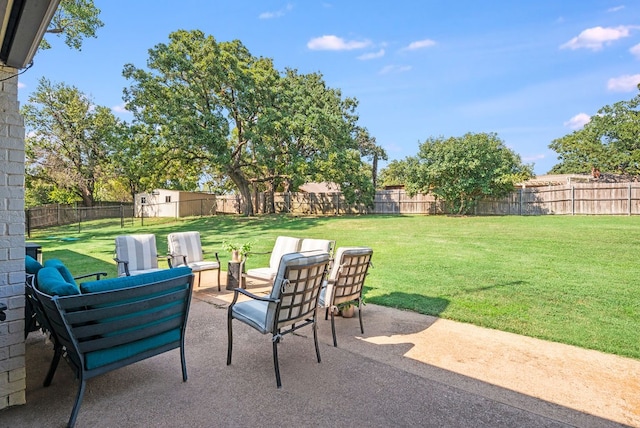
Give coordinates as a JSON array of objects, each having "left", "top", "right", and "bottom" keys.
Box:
[
  {"left": 327, "top": 247, "right": 373, "bottom": 306},
  {"left": 300, "top": 239, "right": 334, "bottom": 257},
  {"left": 168, "top": 231, "right": 204, "bottom": 265},
  {"left": 268, "top": 236, "right": 302, "bottom": 270},
  {"left": 115, "top": 234, "right": 158, "bottom": 276},
  {"left": 267, "top": 250, "right": 330, "bottom": 331}
]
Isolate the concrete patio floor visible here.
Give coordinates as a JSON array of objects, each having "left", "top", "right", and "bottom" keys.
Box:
[{"left": 2, "top": 272, "right": 639, "bottom": 427}]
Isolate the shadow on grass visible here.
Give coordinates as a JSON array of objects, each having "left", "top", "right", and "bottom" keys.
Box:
[
  {"left": 448, "top": 280, "right": 529, "bottom": 297},
  {"left": 29, "top": 214, "right": 337, "bottom": 256},
  {"left": 366, "top": 288, "right": 450, "bottom": 317}
]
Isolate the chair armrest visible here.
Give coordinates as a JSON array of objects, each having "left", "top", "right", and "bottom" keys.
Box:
[
  {"left": 113, "top": 257, "right": 131, "bottom": 276},
  {"left": 230, "top": 287, "right": 278, "bottom": 306},
  {"left": 74, "top": 272, "right": 108, "bottom": 281},
  {"left": 167, "top": 253, "right": 187, "bottom": 268}
]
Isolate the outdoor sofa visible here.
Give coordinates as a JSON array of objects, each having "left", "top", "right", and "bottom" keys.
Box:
[{"left": 29, "top": 259, "right": 194, "bottom": 428}]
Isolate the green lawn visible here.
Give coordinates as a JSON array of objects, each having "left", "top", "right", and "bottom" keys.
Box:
[{"left": 28, "top": 214, "right": 640, "bottom": 360}]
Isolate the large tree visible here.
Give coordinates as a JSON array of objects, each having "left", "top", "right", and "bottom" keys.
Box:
[
  {"left": 123, "top": 30, "right": 377, "bottom": 215},
  {"left": 389, "top": 132, "right": 533, "bottom": 215},
  {"left": 22, "top": 79, "right": 120, "bottom": 206},
  {"left": 123, "top": 30, "right": 278, "bottom": 215},
  {"left": 549, "top": 91, "right": 640, "bottom": 175},
  {"left": 251, "top": 68, "right": 377, "bottom": 211}
]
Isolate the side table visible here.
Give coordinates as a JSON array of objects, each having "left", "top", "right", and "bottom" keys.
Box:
[{"left": 226, "top": 261, "right": 245, "bottom": 290}]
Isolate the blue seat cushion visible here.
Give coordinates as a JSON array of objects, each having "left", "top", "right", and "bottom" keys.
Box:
[
  {"left": 231, "top": 300, "right": 270, "bottom": 334},
  {"left": 84, "top": 328, "right": 181, "bottom": 370},
  {"left": 25, "top": 255, "right": 43, "bottom": 275},
  {"left": 44, "top": 259, "right": 77, "bottom": 286},
  {"left": 36, "top": 267, "right": 80, "bottom": 296}
]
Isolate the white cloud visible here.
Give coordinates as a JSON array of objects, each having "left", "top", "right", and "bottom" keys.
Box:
[
  {"left": 379, "top": 65, "right": 412, "bottom": 75},
  {"left": 607, "top": 74, "right": 640, "bottom": 91},
  {"left": 357, "top": 49, "right": 385, "bottom": 60},
  {"left": 259, "top": 4, "right": 293, "bottom": 19},
  {"left": 560, "top": 25, "right": 636, "bottom": 51},
  {"left": 112, "top": 104, "right": 131, "bottom": 114},
  {"left": 18, "top": 82, "right": 25, "bottom": 89},
  {"left": 630, "top": 43, "right": 640, "bottom": 59},
  {"left": 402, "top": 39, "right": 436, "bottom": 51},
  {"left": 607, "top": 5, "right": 625, "bottom": 12},
  {"left": 522, "top": 154, "right": 546, "bottom": 163},
  {"left": 307, "top": 35, "right": 371, "bottom": 51},
  {"left": 564, "top": 113, "right": 591, "bottom": 130}
]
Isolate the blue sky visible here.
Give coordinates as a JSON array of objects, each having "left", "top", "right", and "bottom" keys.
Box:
[{"left": 17, "top": 1, "right": 640, "bottom": 175}]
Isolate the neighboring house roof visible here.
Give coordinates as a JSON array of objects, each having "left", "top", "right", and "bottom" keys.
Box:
[
  {"left": 520, "top": 173, "right": 640, "bottom": 187},
  {"left": 298, "top": 182, "right": 340, "bottom": 193}
]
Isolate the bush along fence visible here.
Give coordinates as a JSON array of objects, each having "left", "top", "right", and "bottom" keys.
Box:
[{"left": 25, "top": 182, "right": 640, "bottom": 234}]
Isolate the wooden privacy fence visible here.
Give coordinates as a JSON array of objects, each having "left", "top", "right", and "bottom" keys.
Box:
[
  {"left": 25, "top": 183, "right": 640, "bottom": 233},
  {"left": 140, "top": 183, "right": 640, "bottom": 216}
]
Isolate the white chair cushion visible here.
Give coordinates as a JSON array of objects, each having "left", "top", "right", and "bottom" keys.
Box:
[
  {"left": 300, "top": 238, "right": 332, "bottom": 254},
  {"left": 115, "top": 234, "right": 159, "bottom": 276},
  {"left": 268, "top": 236, "right": 301, "bottom": 270},
  {"left": 245, "top": 267, "right": 276, "bottom": 282},
  {"left": 168, "top": 231, "right": 204, "bottom": 264}
]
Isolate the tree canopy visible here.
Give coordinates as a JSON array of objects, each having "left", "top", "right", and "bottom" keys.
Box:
[
  {"left": 123, "top": 30, "right": 379, "bottom": 215},
  {"left": 382, "top": 133, "right": 533, "bottom": 214},
  {"left": 22, "top": 79, "right": 119, "bottom": 206},
  {"left": 549, "top": 89, "right": 640, "bottom": 175}
]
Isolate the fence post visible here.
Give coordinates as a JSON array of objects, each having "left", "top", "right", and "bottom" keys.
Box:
[
  {"left": 629, "top": 183, "right": 632, "bottom": 216},
  {"left": 519, "top": 188, "right": 523, "bottom": 216},
  {"left": 77, "top": 204, "right": 81, "bottom": 233},
  {"left": 571, "top": 185, "right": 575, "bottom": 215},
  {"left": 120, "top": 204, "right": 124, "bottom": 228}
]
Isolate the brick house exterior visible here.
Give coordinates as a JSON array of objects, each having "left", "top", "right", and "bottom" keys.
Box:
[{"left": 0, "top": 66, "right": 26, "bottom": 409}]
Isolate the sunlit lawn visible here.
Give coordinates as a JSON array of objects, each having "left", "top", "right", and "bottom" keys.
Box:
[{"left": 29, "top": 214, "right": 640, "bottom": 360}]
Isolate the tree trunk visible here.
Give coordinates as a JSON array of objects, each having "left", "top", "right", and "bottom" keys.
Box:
[{"left": 229, "top": 171, "right": 254, "bottom": 216}]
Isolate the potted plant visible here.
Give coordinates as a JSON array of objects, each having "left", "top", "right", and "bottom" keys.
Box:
[
  {"left": 337, "top": 302, "right": 355, "bottom": 318},
  {"left": 222, "top": 240, "right": 252, "bottom": 263}
]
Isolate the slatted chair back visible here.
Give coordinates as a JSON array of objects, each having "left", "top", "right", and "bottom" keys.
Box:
[
  {"left": 320, "top": 247, "right": 373, "bottom": 347},
  {"left": 269, "top": 251, "right": 330, "bottom": 330},
  {"left": 327, "top": 247, "right": 373, "bottom": 306}
]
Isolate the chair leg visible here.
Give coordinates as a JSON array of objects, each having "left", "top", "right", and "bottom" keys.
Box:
[
  {"left": 67, "top": 376, "right": 86, "bottom": 428},
  {"left": 43, "top": 343, "right": 62, "bottom": 387},
  {"left": 358, "top": 302, "right": 364, "bottom": 334},
  {"left": 330, "top": 309, "right": 338, "bottom": 347},
  {"left": 226, "top": 312, "right": 233, "bottom": 365},
  {"left": 325, "top": 307, "right": 329, "bottom": 320},
  {"left": 313, "top": 321, "right": 322, "bottom": 363},
  {"left": 217, "top": 268, "right": 221, "bottom": 292},
  {"left": 180, "top": 342, "right": 188, "bottom": 382},
  {"left": 197, "top": 271, "right": 202, "bottom": 288},
  {"left": 272, "top": 336, "right": 282, "bottom": 389}
]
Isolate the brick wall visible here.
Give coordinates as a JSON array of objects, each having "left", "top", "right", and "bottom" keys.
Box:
[{"left": 0, "top": 66, "right": 26, "bottom": 409}]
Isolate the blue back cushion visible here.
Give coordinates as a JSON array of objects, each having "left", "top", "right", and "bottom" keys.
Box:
[
  {"left": 44, "top": 259, "right": 77, "bottom": 286},
  {"left": 80, "top": 267, "right": 192, "bottom": 293},
  {"left": 36, "top": 267, "right": 80, "bottom": 296},
  {"left": 25, "top": 255, "right": 43, "bottom": 275}
]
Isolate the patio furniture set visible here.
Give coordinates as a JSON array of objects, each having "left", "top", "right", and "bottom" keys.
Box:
[{"left": 23, "top": 233, "right": 373, "bottom": 427}]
